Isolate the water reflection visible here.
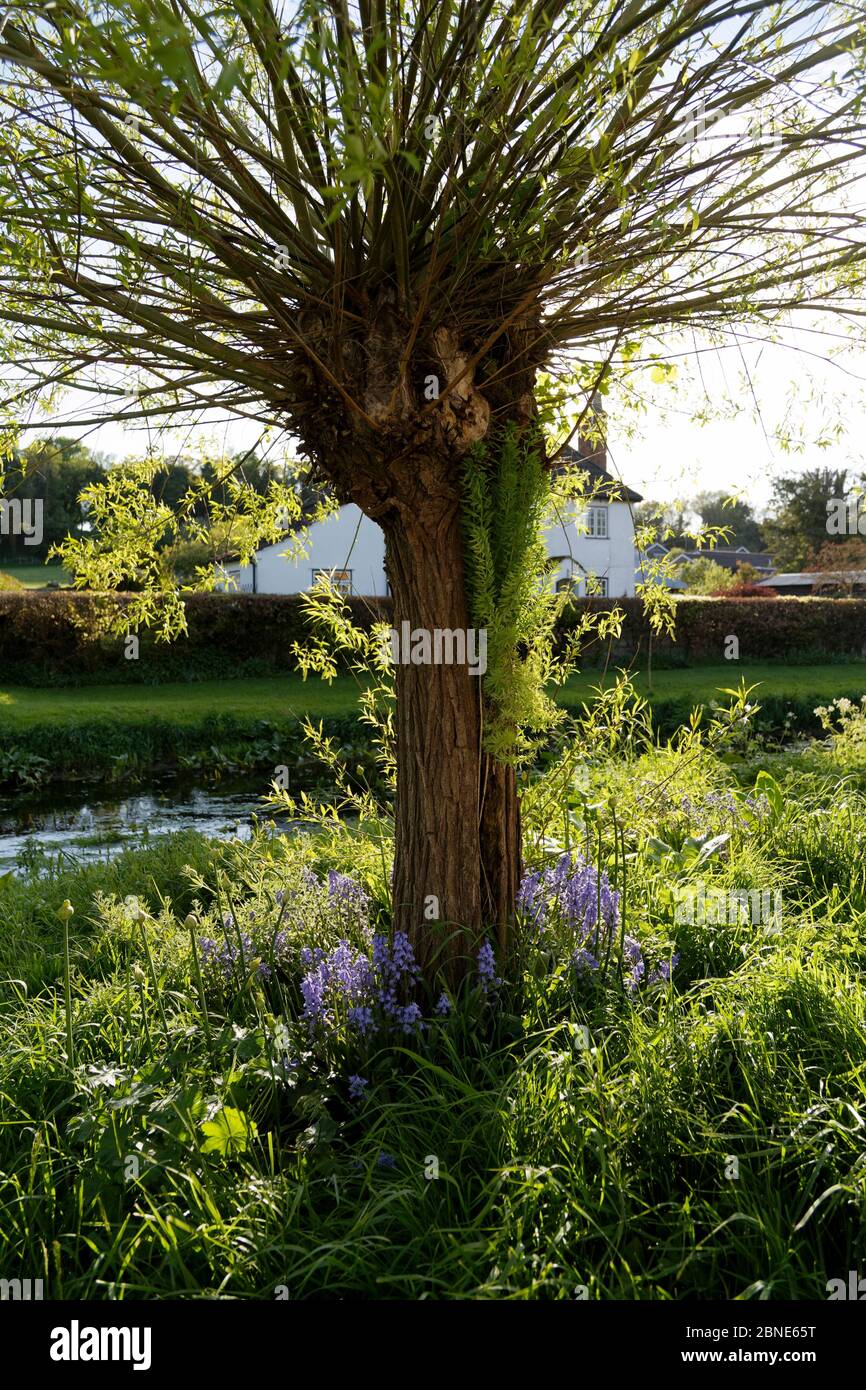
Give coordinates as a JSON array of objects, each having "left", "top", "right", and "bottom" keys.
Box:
[{"left": 0, "top": 779, "right": 291, "bottom": 873}]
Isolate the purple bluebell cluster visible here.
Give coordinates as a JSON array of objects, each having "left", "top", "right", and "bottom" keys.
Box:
[
  {"left": 435, "top": 993, "right": 452, "bottom": 1016},
  {"left": 372, "top": 931, "right": 423, "bottom": 1031},
  {"left": 299, "top": 940, "right": 374, "bottom": 1030},
  {"left": 299, "top": 930, "right": 424, "bottom": 1036},
  {"left": 348, "top": 1074, "right": 369, "bottom": 1101},
  {"left": 517, "top": 852, "right": 677, "bottom": 995},
  {"left": 647, "top": 954, "right": 680, "bottom": 987},
  {"left": 572, "top": 946, "right": 600, "bottom": 976},
  {"left": 322, "top": 869, "right": 372, "bottom": 936},
  {"left": 679, "top": 790, "right": 769, "bottom": 832},
  {"left": 477, "top": 940, "right": 501, "bottom": 997},
  {"left": 199, "top": 933, "right": 271, "bottom": 984},
  {"left": 623, "top": 935, "right": 645, "bottom": 992},
  {"left": 327, "top": 870, "right": 370, "bottom": 910},
  {"left": 516, "top": 852, "right": 620, "bottom": 940}
]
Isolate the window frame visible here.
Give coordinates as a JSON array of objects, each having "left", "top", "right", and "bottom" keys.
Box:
[{"left": 585, "top": 504, "right": 609, "bottom": 538}]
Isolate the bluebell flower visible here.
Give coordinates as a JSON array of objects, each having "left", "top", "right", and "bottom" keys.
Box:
[
  {"left": 648, "top": 953, "right": 680, "bottom": 986},
  {"left": 623, "top": 936, "right": 645, "bottom": 993},
  {"left": 199, "top": 933, "right": 269, "bottom": 985},
  {"left": 348, "top": 1074, "right": 368, "bottom": 1101},
  {"left": 572, "top": 946, "right": 600, "bottom": 975},
  {"left": 300, "top": 938, "right": 375, "bottom": 1031},
  {"left": 477, "top": 940, "right": 501, "bottom": 997}
]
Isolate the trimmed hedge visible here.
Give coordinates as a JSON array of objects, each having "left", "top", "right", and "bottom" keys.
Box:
[
  {"left": 563, "top": 595, "right": 866, "bottom": 667},
  {"left": 1, "top": 590, "right": 865, "bottom": 685},
  {"left": 0, "top": 591, "right": 390, "bottom": 685}
]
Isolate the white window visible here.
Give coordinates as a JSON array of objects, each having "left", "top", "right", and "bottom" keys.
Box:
[
  {"left": 585, "top": 505, "right": 608, "bottom": 538},
  {"left": 586, "top": 575, "right": 608, "bottom": 597},
  {"left": 312, "top": 567, "right": 353, "bottom": 595}
]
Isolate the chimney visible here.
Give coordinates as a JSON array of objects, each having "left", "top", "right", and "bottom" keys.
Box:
[{"left": 578, "top": 391, "right": 606, "bottom": 470}]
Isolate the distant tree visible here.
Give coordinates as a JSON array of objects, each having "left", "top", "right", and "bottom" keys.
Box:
[
  {"left": 0, "top": 436, "right": 104, "bottom": 561},
  {"left": 762, "top": 469, "right": 862, "bottom": 572},
  {"left": 733, "top": 561, "right": 762, "bottom": 585},
  {"left": 633, "top": 500, "right": 691, "bottom": 548},
  {"left": 150, "top": 460, "right": 197, "bottom": 514},
  {"left": 679, "top": 557, "right": 736, "bottom": 595},
  {"left": 692, "top": 492, "right": 765, "bottom": 552},
  {"left": 804, "top": 537, "right": 866, "bottom": 572}
]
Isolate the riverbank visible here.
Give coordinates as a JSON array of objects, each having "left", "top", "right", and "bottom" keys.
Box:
[{"left": 1, "top": 662, "right": 865, "bottom": 788}]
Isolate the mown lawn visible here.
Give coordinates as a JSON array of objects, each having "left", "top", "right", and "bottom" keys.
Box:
[
  {"left": 0, "top": 672, "right": 361, "bottom": 728},
  {"left": 559, "top": 660, "right": 866, "bottom": 708},
  {"left": 0, "top": 562, "right": 70, "bottom": 588},
  {"left": 0, "top": 661, "right": 863, "bottom": 730}
]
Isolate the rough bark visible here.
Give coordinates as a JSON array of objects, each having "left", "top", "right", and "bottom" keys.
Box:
[
  {"left": 294, "top": 299, "right": 541, "bottom": 980},
  {"left": 479, "top": 756, "right": 521, "bottom": 954},
  {"left": 379, "top": 449, "right": 523, "bottom": 981}
]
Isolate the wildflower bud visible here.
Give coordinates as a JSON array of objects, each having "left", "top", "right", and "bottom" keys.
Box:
[
  {"left": 131, "top": 963, "right": 146, "bottom": 984},
  {"left": 57, "top": 899, "right": 74, "bottom": 922},
  {"left": 183, "top": 913, "right": 199, "bottom": 931}
]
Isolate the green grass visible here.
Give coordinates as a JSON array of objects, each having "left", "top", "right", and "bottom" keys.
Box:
[
  {"left": 560, "top": 660, "right": 866, "bottom": 707},
  {"left": 0, "top": 673, "right": 360, "bottom": 729},
  {"left": 1, "top": 724, "right": 865, "bottom": 1299},
  {"left": 0, "top": 562, "right": 70, "bottom": 588},
  {"left": 0, "top": 664, "right": 862, "bottom": 788},
  {"left": 0, "top": 661, "right": 864, "bottom": 731}
]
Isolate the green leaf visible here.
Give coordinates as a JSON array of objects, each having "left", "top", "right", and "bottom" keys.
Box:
[
  {"left": 755, "top": 770, "right": 785, "bottom": 820},
  {"left": 696, "top": 832, "right": 731, "bottom": 865},
  {"left": 645, "top": 835, "right": 674, "bottom": 862},
  {"left": 200, "top": 1107, "right": 257, "bottom": 1158}
]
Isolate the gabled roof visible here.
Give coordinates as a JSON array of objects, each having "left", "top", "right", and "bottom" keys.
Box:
[
  {"left": 675, "top": 548, "right": 772, "bottom": 571},
  {"left": 552, "top": 442, "right": 643, "bottom": 503}
]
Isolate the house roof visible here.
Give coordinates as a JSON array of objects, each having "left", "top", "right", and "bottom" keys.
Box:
[
  {"left": 553, "top": 442, "right": 643, "bottom": 503},
  {"left": 757, "top": 571, "right": 866, "bottom": 587},
  {"left": 675, "top": 548, "right": 772, "bottom": 570}
]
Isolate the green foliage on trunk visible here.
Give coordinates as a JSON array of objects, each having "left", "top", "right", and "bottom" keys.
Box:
[{"left": 461, "top": 426, "right": 621, "bottom": 764}]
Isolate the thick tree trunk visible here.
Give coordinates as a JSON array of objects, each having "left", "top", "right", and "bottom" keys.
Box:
[
  {"left": 382, "top": 474, "right": 521, "bottom": 983},
  {"left": 479, "top": 756, "right": 521, "bottom": 954}
]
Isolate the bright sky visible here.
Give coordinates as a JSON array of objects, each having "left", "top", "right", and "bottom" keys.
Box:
[{"left": 605, "top": 322, "right": 866, "bottom": 514}]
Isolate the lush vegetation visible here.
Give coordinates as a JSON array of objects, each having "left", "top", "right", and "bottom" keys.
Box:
[
  {"left": 1, "top": 691, "right": 865, "bottom": 1298},
  {"left": 2, "top": 664, "right": 866, "bottom": 790}
]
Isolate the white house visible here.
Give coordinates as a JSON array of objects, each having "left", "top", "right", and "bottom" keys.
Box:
[
  {"left": 217, "top": 436, "right": 643, "bottom": 599},
  {"left": 218, "top": 502, "right": 386, "bottom": 597}
]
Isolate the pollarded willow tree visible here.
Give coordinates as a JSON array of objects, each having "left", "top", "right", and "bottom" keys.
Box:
[{"left": 1, "top": 1, "right": 865, "bottom": 975}]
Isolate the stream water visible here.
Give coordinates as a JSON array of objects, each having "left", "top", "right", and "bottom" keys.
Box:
[{"left": 0, "top": 777, "right": 291, "bottom": 874}]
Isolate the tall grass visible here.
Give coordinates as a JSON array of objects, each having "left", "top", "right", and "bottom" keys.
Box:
[{"left": 1, "top": 728, "right": 865, "bottom": 1299}]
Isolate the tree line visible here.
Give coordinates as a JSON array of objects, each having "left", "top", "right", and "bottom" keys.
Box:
[{"left": 637, "top": 468, "right": 866, "bottom": 590}]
